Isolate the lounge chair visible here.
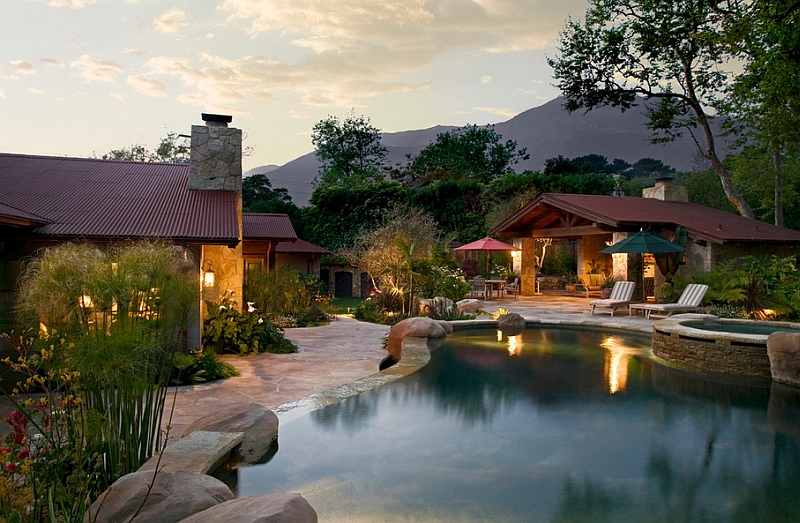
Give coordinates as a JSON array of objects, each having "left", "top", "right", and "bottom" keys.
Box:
[
  {"left": 590, "top": 281, "right": 636, "bottom": 316},
  {"left": 629, "top": 284, "right": 709, "bottom": 319}
]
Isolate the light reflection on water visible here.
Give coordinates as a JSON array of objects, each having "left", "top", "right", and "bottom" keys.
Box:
[{"left": 225, "top": 326, "right": 800, "bottom": 523}]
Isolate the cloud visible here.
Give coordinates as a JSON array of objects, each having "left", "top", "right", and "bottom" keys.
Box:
[
  {"left": 4, "top": 61, "right": 35, "bottom": 76},
  {"left": 35, "top": 0, "right": 96, "bottom": 7},
  {"left": 480, "top": 76, "right": 492, "bottom": 84},
  {"left": 40, "top": 58, "right": 65, "bottom": 67},
  {"left": 0, "top": 90, "right": 5, "bottom": 99},
  {"left": 473, "top": 106, "right": 517, "bottom": 117},
  {"left": 28, "top": 87, "right": 46, "bottom": 94},
  {"left": 69, "top": 55, "right": 124, "bottom": 83},
  {"left": 110, "top": 93, "right": 126, "bottom": 102},
  {"left": 154, "top": 8, "right": 187, "bottom": 34},
  {"left": 127, "top": 75, "right": 167, "bottom": 97}
]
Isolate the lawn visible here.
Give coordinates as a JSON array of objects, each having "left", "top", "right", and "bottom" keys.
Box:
[{"left": 330, "top": 297, "right": 364, "bottom": 314}]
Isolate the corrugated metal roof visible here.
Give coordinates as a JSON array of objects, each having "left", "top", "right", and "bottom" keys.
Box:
[
  {"left": 242, "top": 213, "right": 297, "bottom": 241},
  {"left": 492, "top": 193, "right": 800, "bottom": 244},
  {"left": 0, "top": 153, "right": 239, "bottom": 243},
  {"left": 276, "top": 238, "right": 331, "bottom": 254}
]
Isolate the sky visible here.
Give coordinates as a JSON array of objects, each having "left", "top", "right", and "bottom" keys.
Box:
[{"left": 2, "top": 0, "right": 589, "bottom": 171}]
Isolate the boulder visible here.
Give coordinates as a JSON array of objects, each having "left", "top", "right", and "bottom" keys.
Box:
[
  {"left": 767, "top": 332, "right": 800, "bottom": 387},
  {"left": 437, "top": 320, "right": 453, "bottom": 335},
  {"left": 385, "top": 317, "right": 448, "bottom": 360},
  {"left": 418, "top": 296, "right": 454, "bottom": 316},
  {"left": 177, "top": 493, "right": 317, "bottom": 523},
  {"left": 86, "top": 470, "right": 233, "bottom": 523},
  {"left": 185, "top": 402, "right": 278, "bottom": 464},
  {"left": 456, "top": 299, "right": 483, "bottom": 314},
  {"left": 497, "top": 313, "right": 526, "bottom": 335}
]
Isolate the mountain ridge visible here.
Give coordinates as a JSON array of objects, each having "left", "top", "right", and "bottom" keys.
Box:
[{"left": 254, "top": 97, "right": 730, "bottom": 207}]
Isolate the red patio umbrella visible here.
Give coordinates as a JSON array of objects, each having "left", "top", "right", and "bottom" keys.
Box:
[{"left": 455, "top": 237, "right": 520, "bottom": 276}]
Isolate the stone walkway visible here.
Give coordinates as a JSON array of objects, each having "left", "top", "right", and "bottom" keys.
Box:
[{"left": 166, "top": 293, "right": 655, "bottom": 441}]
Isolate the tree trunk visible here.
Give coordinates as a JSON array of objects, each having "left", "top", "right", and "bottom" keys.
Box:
[{"left": 773, "top": 147, "right": 784, "bottom": 227}]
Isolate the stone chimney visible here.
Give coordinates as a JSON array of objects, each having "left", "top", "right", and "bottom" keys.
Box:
[
  {"left": 188, "top": 113, "right": 242, "bottom": 192},
  {"left": 642, "top": 177, "right": 688, "bottom": 203}
]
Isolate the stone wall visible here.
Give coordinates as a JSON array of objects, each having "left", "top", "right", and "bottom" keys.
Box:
[
  {"left": 188, "top": 125, "right": 242, "bottom": 192},
  {"left": 652, "top": 328, "right": 771, "bottom": 378}
]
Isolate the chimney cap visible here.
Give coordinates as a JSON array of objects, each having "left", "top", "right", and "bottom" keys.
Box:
[{"left": 201, "top": 113, "right": 233, "bottom": 127}]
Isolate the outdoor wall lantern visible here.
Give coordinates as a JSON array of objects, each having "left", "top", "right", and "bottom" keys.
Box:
[{"left": 202, "top": 259, "right": 215, "bottom": 288}]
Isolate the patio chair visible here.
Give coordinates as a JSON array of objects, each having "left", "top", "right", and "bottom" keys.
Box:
[
  {"left": 470, "top": 277, "right": 488, "bottom": 300},
  {"left": 629, "top": 284, "right": 709, "bottom": 319},
  {"left": 505, "top": 278, "right": 520, "bottom": 299},
  {"left": 589, "top": 281, "right": 636, "bottom": 316}
]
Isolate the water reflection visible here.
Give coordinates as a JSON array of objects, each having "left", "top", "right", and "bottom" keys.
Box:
[{"left": 238, "top": 327, "right": 800, "bottom": 522}]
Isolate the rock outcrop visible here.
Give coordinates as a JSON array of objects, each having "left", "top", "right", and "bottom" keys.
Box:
[
  {"left": 185, "top": 402, "right": 278, "bottom": 464},
  {"left": 767, "top": 332, "right": 800, "bottom": 387},
  {"left": 176, "top": 493, "right": 317, "bottom": 523},
  {"left": 456, "top": 299, "right": 483, "bottom": 314},
  {"left": 385, "top": 317, "right": 449, "bottom": 360},
  {"left": 86, "top": 470, "right": 233, "bottom": 523},
  {"left": 497, "top": 313, "right": 526, "bottom": 335}
]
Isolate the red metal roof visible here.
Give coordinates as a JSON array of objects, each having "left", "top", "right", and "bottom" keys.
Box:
[
  {"left": 492, "top": 193, "right": 800, "bottom": 244},
  {"left": 276, "top": 238, "right": 331, "bottom": 255},
  {"left": 242, "top": 213, "right": 297, "bottom": 241},
  {"left": 0, "top": 153, "right": 239, "bottom": 244}
]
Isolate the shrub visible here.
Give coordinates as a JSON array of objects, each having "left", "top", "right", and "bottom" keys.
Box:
[
  {"left": 170, "top": 349, "right": 240, "bottom": 385},
  {"left": 244, "top": 267, "right": 333, "bottom": 327},
  {"left": 202, "top": 292, "right": 298, "bottom": 355},
  {"left": 354, "top": 298, "right": 388, "bottom": 324}
]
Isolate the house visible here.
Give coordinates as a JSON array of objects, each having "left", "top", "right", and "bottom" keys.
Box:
[
  {"left": 491, "top": 179, "right": 800, "bottom": 297},
  {"left": 275, "top": 238, "right": 332, "bottom": 277},
  {"left": 0, "top": 113, "right": 298, "bottom": 346}
]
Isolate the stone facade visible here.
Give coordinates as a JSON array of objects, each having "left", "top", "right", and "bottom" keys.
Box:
[
  {"left": 652, "top": 329, "right": 771, "bottom": 378},
  {"left": 188, "top": 125, "right": 242, "bottom": 192}
]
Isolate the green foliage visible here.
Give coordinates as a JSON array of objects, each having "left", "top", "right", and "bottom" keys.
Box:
[
  {"left": 547, "top": 0, "right": 755, "bottom": 218},
  {"left": 302, "top": 182, "right": 407, "bottom": 250},
  {"left": 406, "top": 181, "right": 486, "bottom": 243},
  {"left": 11, "top": 241, "right": 199, "bottom": 496},
  {"left": 202, "top": 293, "right": 297, "bottom": 355},
  {"left": 242, "top": 174, "right": 304, "bottom": 235},
  {"left": 311, "top": 111, "right": 388, "bottom": 188},
  {"left": 244, "top": 266, "right": 332, "bottom": 327},
  {"left": 170, "top": 349, "right": 240, "bottom": 385},
  {"left": 415, "top": 266, "right": 471, "bottom": 304},
  {"left": 353, "top": 298, "right": 389, "bottom": 324},
  {"left": 540, "top": 249, "right": 577, "bottom": 278},
  {"left": 392, "top": 124, "right": 529, "bottom": 186}
]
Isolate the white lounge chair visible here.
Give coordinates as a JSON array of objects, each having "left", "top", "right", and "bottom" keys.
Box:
[
  {"left": 505, "top": 278, "right": 520, "bottom": 299},
  {"left": 590, "top": 281, "right": 636, "bottom": 316},
  {"left": 470, "top": 277, "right": 488, "bottom": 299},
  {"left": 629, "top": 283, "right": 709, "bottom": 319}
]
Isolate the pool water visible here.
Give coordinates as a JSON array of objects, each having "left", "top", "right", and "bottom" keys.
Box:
[
  {"left": 683, "top": 320, "right": 800, "bottom": 336},
  {"left": 226, "top": 327, "right": 800, "bottom": 523}
]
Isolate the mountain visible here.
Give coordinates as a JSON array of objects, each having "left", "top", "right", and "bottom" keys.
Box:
[{"left": 263, "top": 97, "right": 732, "bottom": 207}]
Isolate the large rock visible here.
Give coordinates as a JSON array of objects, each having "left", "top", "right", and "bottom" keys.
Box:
[
  {"left": 185, "top": 402, "right": 278, "bottom": 464},
  {"left": 497, "top": 313, "right": 526, "bottom": 335},
  {"left": 86, "top": 470, "right": 233, "bottom": 523},
  {"left": 385, "top": 317, "right": 448, "bottom": 360},
  {"left": 177, "top": 493, "right": 317, "bottom": 523},
  {"left": 456, "top": 299, "right": 483, "bottom": 314},
  {"left": 418, "top": 296, "right": 454, "bottom": 316},
  {"left": 767, "top": 332, "right": 800, "bottom": 387}
]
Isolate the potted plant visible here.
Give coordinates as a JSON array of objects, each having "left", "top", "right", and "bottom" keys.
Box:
[
  {"left": 600, "top": 275, "right": 618, "bottom": 299},
  {"left": 564, "top": 273, "right": 577, "bottom": 293}
]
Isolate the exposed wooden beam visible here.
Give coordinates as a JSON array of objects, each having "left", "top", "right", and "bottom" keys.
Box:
[{"left": 531, "top": 225, "right": 608, "bottom": 238}]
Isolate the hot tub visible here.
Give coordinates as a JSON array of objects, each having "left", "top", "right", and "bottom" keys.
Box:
[{"left": 651, "top": 314, "right": 800, "bottom": 378}]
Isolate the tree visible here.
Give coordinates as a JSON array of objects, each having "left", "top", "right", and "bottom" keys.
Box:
[
  {"left": 101, "top": 132, "right": 190, "bottom": 163},
  {"left": 715, "top": 0, "right": 800, "bottom": 226},
  {"left": 242, "top": 173, "right": 304, "bottom": 236},
  {"left": 548, "top": 0, "right": 755, "bottom": 218},
  {"left": 311, "top": 111, "right": 388, "bottom": 188},
  {"left": 393, "top": 124, "right": 529, "bottom": 186}
]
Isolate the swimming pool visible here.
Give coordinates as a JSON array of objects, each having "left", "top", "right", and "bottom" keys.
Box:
[{"left": 222, "top": 326, "right": 800, "bottom": 522}]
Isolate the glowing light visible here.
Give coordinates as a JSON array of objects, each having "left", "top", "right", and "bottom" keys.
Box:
[
  {"left": 202, "top": 259, "right": 215, "bottom": 288},
  {"left": 497, "top": 330, "right": 503, "bottom": 342},
  {"left": 602, "top": 335, "right": 629, "bottom": 394},
  {"left": 507, "top": 334, "right": 522, "bottom": 356},
  {"left": 79, "top": 295, "right": 93, "bottom": 308}
]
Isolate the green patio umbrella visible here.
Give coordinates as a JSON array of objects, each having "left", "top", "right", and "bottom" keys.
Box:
[{"left": 600, "top": 231, "right": 684, "bottom": 255}]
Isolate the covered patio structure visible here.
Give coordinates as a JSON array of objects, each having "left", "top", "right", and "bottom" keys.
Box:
[{"left": 490, "top": 181, "right": 800, "bottom": 298}]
